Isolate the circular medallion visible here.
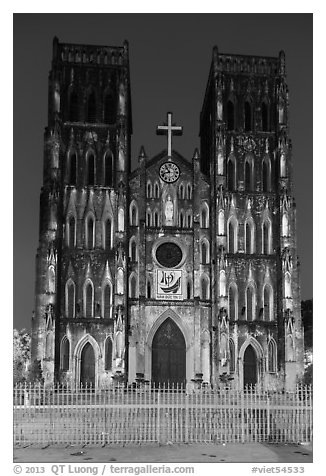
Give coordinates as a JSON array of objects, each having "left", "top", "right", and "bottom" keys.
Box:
[
  {"left": 156, "top": 242, "right": 183, "bottom": 268},
  {"left": 159, "top": 162, "right": 180, "bottom": 183}
]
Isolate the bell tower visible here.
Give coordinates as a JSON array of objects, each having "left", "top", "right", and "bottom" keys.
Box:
[
  {"left": 31, "top": 37, "right": 132, "bottom": 385},
  {"left": 199, "top": 47, "right": 304, "bottom": 389}
]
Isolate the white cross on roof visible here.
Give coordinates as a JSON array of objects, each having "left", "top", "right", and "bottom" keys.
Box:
[{"left": 156, "top": 112, "right": 183, "bottom": 159}]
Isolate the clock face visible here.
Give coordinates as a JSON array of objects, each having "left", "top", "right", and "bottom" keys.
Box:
[{"left": 159, "top": 162, "right": 180, "bottom": 183}]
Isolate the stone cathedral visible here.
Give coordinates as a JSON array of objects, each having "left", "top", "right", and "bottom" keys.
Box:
[{"left": 31, "top": 37, "right": 304, "bottom": 390}]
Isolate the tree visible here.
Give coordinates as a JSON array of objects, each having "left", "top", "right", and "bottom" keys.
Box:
[{"left": 13, "top": 329, "right": 31, "bottom": 384}]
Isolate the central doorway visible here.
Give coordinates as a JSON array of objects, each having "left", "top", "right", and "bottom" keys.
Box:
[
  {"left": 243, "top": 345, "right": 257, "bottom": 387},
  {"left": 152, "top": 318, "right": 186, "bottom": 386},
  {"left": 80, "top": 342, "right": 95, "bottom": 386}
]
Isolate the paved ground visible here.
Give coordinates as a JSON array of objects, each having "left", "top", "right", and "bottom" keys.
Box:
[{"left": 14, "top": 442, "right": 313, "bottom": 463}]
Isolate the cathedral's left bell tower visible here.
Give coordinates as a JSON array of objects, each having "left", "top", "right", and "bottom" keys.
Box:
[{"left": 31, "top": 37, "right": 132, "bottom": 386}]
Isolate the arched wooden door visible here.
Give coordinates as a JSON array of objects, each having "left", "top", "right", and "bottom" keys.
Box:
[
  {"left": 152, "top": 318, "right": 186, "bottom": 386},
  {"left": 243, "top": 345, "right": 257, "bottom": 387},
  {"left": 80, "top": 342, "right": 95, "bottom": 386}
]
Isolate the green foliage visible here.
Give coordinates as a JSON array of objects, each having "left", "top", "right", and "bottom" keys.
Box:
[
  {"left": 301, "top": 299, "right": 313, "bottom": 349},
  {"left": 27, "top": 359, "right": 44, "bottom": 384},
  {"left": 13, "top": 329, "right": 31, "bottom": 384}
]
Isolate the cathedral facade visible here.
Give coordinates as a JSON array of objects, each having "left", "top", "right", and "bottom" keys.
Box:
[{"left": 31, "top": 38, "right": 304, "bottom": 390}]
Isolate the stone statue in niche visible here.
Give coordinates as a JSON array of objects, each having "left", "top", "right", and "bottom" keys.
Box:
[{"left": 164, "top": 195, "right": 174, "bottom": 225}]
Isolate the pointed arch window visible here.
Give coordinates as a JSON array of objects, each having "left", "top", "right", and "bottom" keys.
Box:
[
  {"left": 87, "top": 154, "right": 95, "bottom": 186},
  {"left": 146, "top": 210, "right": 152, "bottom": 227},
  {"left": 69, "top": 152, "right": 77, "bottom": 185},
  {"left": 262, "top": 157, "right": 271, "bottom": 192},
  {"left": 262, "top": 101, "right": 269, "bottom": 132},
  {"left": 262, "top": 220, "right": 271, "bottom": 254},
  {"left": 104, "top": 92, "right": 116, "bottom": 125},
  {"left": 201, "top": 276, "right": 209, "bottom": 300},
  {"left": 130, "top": 202, "right": 138, "bottom": 226},
  {"left": 129, "top": 275, "right": 137, "bottom": 298},
  {"left": 146, "top": 181, "right": 152, "bottom": 198},
  {"left": 268, "top": 339, "right": 277, "bottom": 372},
  {"left": 227, "top": 100, "right": 235, "bottom": 130},
  {"left": 187, "top": 183, "right": 192, "bottom": 199},
  {"left": 244, "top": 101, "right": 252, "bottom": 131},
  {"left": 154, "top": 211, "right": 159, "bottom": 227},
  {"left": 154, "top": 182, "right": 160, "bottom": 198},
  {"left": 245, "top": 159, "right": 254, "bottom": 191},
  {"left": 66, "top": 280, "right": 75, "bottom": 318},
  {"left": 104, "top": 153, "right": 113, "bottom": 187},
  {"left": 179, "top": 210, "right": 185, "bottom": 228},
  {"left": 246, "top": 285, "right": 255, "bottom": 321},
  {"left": 245, "top": 220, "right": 255, "bottom": 254},
  {"left": 229, "top": 338, "right": 235, "bottom": 373},
  {"left": 86, "top": 90, "right": 96, "bottom": 123},
  {"left": 264, "top": 285, "right": 273, "bottom": 321},
  {"left": 103, "top": 282, "right": 112, "bottom": 319},
  {"left": 227, "top": 159, "right": 235, "bottom": 190},
  {"left": 85, "top": 281, "right": 94, "bottom": 318},
  {"left": 201, "top": 240, "right": 209, "bottom": 264},
  {"left": 200, "top": 205, "right": 209, "bottom": 228},
  {"left": 105, "top": 338, "right": 113, "bottom": 370},
  {"left": 130, "top": 238, "right": 137, "bottom": 262},
  {"left": 60, "top": 336, "right": 70, "bottom": 370},
  {"left": 228, "top": 218, "right": 237, "bottom": 253},
  {"left": 229, "top": 284, "right": 237, "bottom": 320},
  {"left": 69, "top": 89, "right": 79, "bottom": 122},
  {"left": 86, "top": 215, "right": 95, "bottom": 250},
  {"left": 179, "top": 184, "right": 185, "bottom": 199},
  {"left": 220, "top": 270, "right": 226, "bottom": 296},
  {"left": 186, "top": 211, "right": 192, "bottom": 228}
]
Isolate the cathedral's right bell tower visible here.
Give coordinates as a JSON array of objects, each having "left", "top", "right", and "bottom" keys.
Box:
[{"left": 199, "top": 48, "right": 304, "bottom": 389}]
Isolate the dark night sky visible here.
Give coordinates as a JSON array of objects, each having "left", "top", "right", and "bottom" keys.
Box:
[{"left": 13, "top": 13, "right": 312, "bottom": 331}]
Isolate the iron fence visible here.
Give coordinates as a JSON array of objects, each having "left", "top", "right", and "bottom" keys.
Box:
[{"left": 13, "top": 383, "right": 312, "bottom": 446}]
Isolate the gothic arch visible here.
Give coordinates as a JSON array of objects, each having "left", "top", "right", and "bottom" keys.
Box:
[
  {"left": 66, "top": 213, "right": 76, "bottom": 247},
  {"left": 67, "top": 149, "right": 77, "bottom": 185},
  {"left": 246, "top": 282, "right": 256, "bottom": 321},
  {"left": 129, "top": 200, "right": 138, "bottom": 226},
  {"left": 129, "top": 236, "right": 138, "bottom": 262},
  {"left": 101, "top": 279, "right": 112, "bottom": 319},
  {"left": 262, "top": 218, "right": 272, "bottom": 254},
  {"left": 262, "top": 155, "right": 271, "bottom": 192},
  {"left": 65, "top": 278, "right": 75, "bottom": 318},
  {"left": 245, "top": 217, "right": 255, "bottom": 254},
  {"left": 268, "top": 338, "right": 277, "bottom": 372},
  {"left": 85, "top": 149, "right": 96, "bottom": 186},
  {"left": 227, "top": 155, "right": 236, "bottom": 190},
  {"left": 146, "top": 180, "right": 152, "bottom": 198},
  {"left": 104, "top": 336, "right": 113, "bottom": 371},
  {"left": 129, "top": 272, "right": 137, "bottom": 298},
  {"left": 200, "top": 202, "right": 209, "bottom": 228},
  {"left": 239, "top": 337, "right": 264, "bottom": 388},
  {"left": 145, "top": 309, "right": 192, "bottom": 383},
  {"left": 228, "top": 282, "right": 238, "bottom": 320},
  {"left": 83, "top": 278, "right": 94, "bottom": 318},
  {"left": 60, "top": 336, "right": 70, "bottom": 370},
  {"left": 227, "top": 216, "right": 238, "bottom": 253},
  {"left": 263, "top": 284, "right": 274, "bottom": 321},
  {"left": 103, "top": 151, "right": 114, "bottom": 187},
  {"left": 73, "top": 334, "right": 101, "bottom": 388},
  {"left": 200, "top": 238, "right": 210, "bottom": 264},
  {"left": 244, "top": 154, "right": 254, "bottom": 191},
  {"left": 200, "top": 274, "right": 210, "bottom": 300},
  {"left": 85, "top": 212, "right": 95, "bottom": 249}
]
